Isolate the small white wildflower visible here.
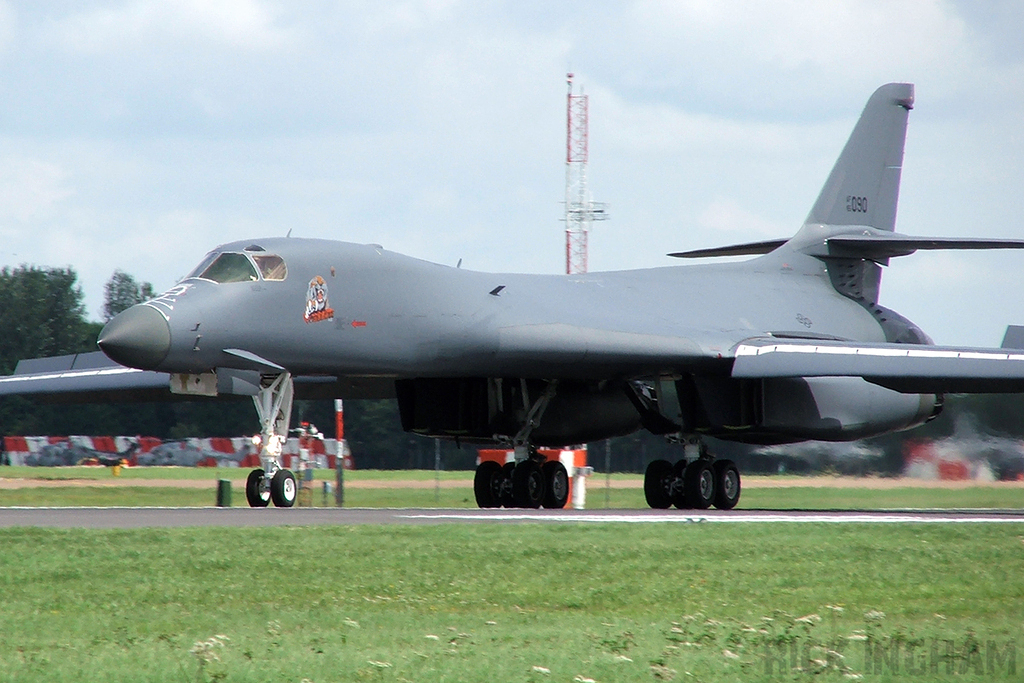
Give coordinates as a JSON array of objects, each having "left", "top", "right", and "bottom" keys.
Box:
[
  {"left": 864, "top": 610, "right": 886, "bottom": 622},
  {"left": 485, "top": 621, "right": 497, "bottom": 626},
  {"left": 531, "top": 665, "right": 551, "bottom": 674},
  {"left": 613, "top": 655, "right": 633, "bottom": 662},
  {"left": 723, "top": 649, "right": 741, "bottom": 660},
  {"left": 190, "top": 635, "right": 228, "bottom": 664},
  {"left": 573, "top": 677, "right": 596, "bottom": 683},
  {"left": 847, "top": 634, "right": 868, "bottom": 642},
  {"left": 650, "top": 664, "right": 677, "bottom": 680},
  {"left": 796, "top": 614, "right": 822, "bottom": 625},
  {"left": 367, "top": 660, "right": 392, "bottom": 669},
  {"left": 425, "top": 634, "right": 440, "bottom": 641},
  {"left": 844, "top": 674, "right": 864, "bottom": 680},
  {"left": 343, "top": 618, "right": 360, "bottom": 628},
  {"left": 826, "top": 605, "right": 845, "bottom": 615}
]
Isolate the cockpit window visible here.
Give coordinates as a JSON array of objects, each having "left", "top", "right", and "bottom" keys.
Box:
[
  {"left": 197, "top": 253, "right": 259, "bottom": 283},
  {"left": 252, "top": 254, "right": 287, "bottom": 281},
  {"left": 186, "top": 252, "right": 219, "bottom": 280}
]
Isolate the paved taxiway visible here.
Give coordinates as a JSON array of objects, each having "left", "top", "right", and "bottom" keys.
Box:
[{"left": 1, "top": 507, "right": 1023, "bottom": 528}]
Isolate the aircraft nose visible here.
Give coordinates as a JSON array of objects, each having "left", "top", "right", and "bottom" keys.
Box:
[{"left": 98, "top": 305, "right": 171, "bottom": 370}]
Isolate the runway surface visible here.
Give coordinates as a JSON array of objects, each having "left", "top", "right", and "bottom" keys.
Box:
[{"left": 1, "top": 506, "right": 1023, "bottom": 528}]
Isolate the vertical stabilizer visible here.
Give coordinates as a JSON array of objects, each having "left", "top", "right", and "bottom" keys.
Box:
[{"left": 803, "top": 83, "right": 914, "bottom": 233}]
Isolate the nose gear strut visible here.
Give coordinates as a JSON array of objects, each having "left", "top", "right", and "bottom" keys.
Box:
[{"left": 244, "top": 372, "right": 298, "bottom": 508}]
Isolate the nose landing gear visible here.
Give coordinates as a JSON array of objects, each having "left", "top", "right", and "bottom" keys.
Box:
[{"left": 245, "top": 372, "right": 298, "bottom": 508}]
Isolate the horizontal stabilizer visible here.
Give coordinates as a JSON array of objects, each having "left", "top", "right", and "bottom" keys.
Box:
[
  {"left": 673, "top": 232, "right": 1024, "bottom": 260},
  {"left": 804, "top": 232, "right": 1024, "bottom": 260},
  {"left": 732, "top": 338, "right": 1024, "bottom": 393},
  {"left": 668, "top": 239, "right": 787, "bottom": 259}
]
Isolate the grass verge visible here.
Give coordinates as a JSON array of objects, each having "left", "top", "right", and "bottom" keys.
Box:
[{"left": 0, "top": 523, "right": 1021, "bottom": 682}]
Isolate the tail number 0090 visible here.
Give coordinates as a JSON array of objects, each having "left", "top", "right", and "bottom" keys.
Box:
[{"left": 846, "top": 195, "right": 868, "bottom": 213}]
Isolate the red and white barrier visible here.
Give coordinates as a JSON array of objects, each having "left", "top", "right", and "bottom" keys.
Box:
[
  {"left": 903, "top": 440, "right": 1003, "bottom": 481},
  {"left": 3, "top": 435, "right": 353, "bottom": 469}
]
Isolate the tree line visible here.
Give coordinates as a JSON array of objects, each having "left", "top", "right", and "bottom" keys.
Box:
[{"left": 2, "top": 265, "right": 1023, "bottom": 472}]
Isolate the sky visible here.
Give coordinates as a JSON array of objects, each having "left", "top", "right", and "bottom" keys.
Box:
[{"left": 0, "top": 1, "right": 1022, "bottom": 347}]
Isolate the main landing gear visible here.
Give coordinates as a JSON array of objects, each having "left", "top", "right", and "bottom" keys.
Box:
[
  {"left": 644, "top": 449, "right": 741, "bottom": 510},
  {"left": 244, "top": 372, "right": 298, "bottom": 508},
  {"left": 473, "top": 450, "right": 570, "bottom": 509},
  {"left": 473, "top": 380, "right": 570, "bottom": 509}
]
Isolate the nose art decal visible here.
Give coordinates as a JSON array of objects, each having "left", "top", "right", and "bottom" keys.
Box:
[{"left": 304, "top": 276, "right": 335, "bottom": 324}]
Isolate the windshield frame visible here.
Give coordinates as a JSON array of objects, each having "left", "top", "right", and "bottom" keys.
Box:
[{"left": 185, "top": 251, "right": 289, "bottom": 284}]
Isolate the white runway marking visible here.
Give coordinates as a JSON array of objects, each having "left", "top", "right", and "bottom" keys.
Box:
[
  {"left": 1, "top": 507, "right": 1022, "bottom": 528},
  {"left": 401, "top": 512, "right": 1024, "bottom": 524}
]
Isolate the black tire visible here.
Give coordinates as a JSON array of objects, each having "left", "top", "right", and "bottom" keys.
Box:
[
  {"left": 684, "top": 460, "right": 715, "bottom": 510},
  {"left": 474, "top": 461, "right": 503, "bottom": 508},
  {"left": 643, "top": 459, "right": 674, "bottom": 509},
  {"left": 245, "top": 469, "right": 270, "bottom": 508},
  {"left": 671, "top": 459, "right": 690, "bottom": 509},
  {"left": 541, "top": 460, "right": 569, "bottom": 509},
  {"left": 512, "top": 460, "right": 544, "bottom": 509},
  {"left": 270, "top": 469, "right": 297, "bottom": 508},
  {"left": 499, "top": 462, "right": 516, "bottom": 508},
  {"left": 712, "top": 459, "right": 741, "bottom": 510}
]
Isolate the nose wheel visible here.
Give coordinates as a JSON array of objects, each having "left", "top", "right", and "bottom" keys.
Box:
[
  {"left": 245, "top": 469, "right": 271, "bottom": 507},
  {"left": 270, "top": 469, "right": 297, "bottom": 507},
  {"left": 244, "top": 467, "right": 297, "bottom": 508}
]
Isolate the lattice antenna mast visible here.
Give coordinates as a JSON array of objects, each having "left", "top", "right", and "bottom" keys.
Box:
[{"left": 564, "top": 73, "right": 608, "bottom": 275}]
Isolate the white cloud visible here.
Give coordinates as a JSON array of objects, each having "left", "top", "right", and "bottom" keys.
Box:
[
  {"left": 44, "top": 0, "right": 295, "bottom": 54},
  {"left": 633, "top": 0, "right": 966, "bottom": 70},
  {"left": 0, "top": 156, "right": 71, "bottom": 224}
]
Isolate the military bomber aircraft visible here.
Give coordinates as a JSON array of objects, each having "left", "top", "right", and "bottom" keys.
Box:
[{"left": 5, "top": 83, "right": 1024, "bottom": 510}]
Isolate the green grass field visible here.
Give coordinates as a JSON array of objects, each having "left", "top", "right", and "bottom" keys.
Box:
[
  {"left": 3, "top": 466, "right": 1024, "bottom": 509},
  {"left": 0, "top": 523, "right": 1021, "bottom": 682}
]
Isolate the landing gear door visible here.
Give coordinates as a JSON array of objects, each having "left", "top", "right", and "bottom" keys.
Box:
[{"left": 656, "top": 376, "right": 683, "bottom": 427}]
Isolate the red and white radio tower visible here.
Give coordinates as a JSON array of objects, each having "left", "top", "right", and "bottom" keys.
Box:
[{"left": 564, "top": 73, "right": 608, "bottom": 275}]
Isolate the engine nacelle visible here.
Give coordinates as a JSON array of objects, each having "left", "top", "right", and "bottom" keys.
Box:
[
  {"left": 758, "top": 376, "right": 940, "bottom": 442},
  {"left": 639, "top": 375, "right": 941, "bottom": 445}
]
